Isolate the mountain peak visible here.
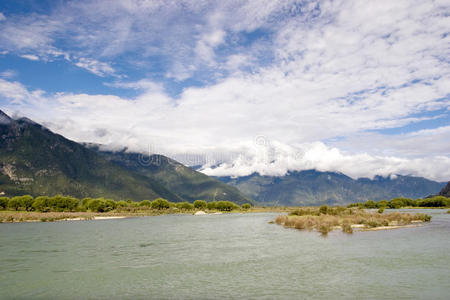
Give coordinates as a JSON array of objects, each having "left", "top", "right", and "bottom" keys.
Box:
[{"left": 0, "top": 109, "right": 12, "bottom": 125}]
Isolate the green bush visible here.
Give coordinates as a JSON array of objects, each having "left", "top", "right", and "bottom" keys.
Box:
[
  {"left": 319, "top": 205, "right": 328, "bottom": 214},
  {"left": 105, "top": 199, "right": 116, "bottom": 211},
  {"left": 81, "top": 198, "right": 92, "bottom": 209},
  {"left": 48, "top": 195, "right": 79, "bottom": 212},
  {"left": 0, "top": 197, "right": 9, "bottom": 210},
  {"left": 20, "top": 195, "right": 35, "bottom": 211},
  {"left": 364, "top": 200, "right": 377, "bottom": 209},
  {"left": 193, "top": 200, "right": 207, "bottom": 209},
  {"left": 87, "top": 198, "right": 108, "bottom": 212},
  {"left": 417, "top": 196, "right": 450, "bottom": 207},
  {"left": 241, "top": 203, "right": 251, "bottom": 210},
  {"left": 177, "top": 202, "right": 194, "bottom": 210},
  {"left": 116, "top": 200, "right": 128, "bottom": 207},
  {"left": 207, "top": 201, "right": 217, "bottom": 210},
  {"left": 151, "top": 198, "right": 171, "bottom": 210},
  {"left": 376, "top": 200, "right": 388, "bottom": 208},
  {"left": 139, "top": 200, "right": 152, "bottom": 207},
  {"left": 216, "top": 201, "right": 238, "bottom": 211},
  {"left": 8, "top": 197, "right": 23, "bottom": 211},
  {"left": 378, "top": 207, "right": 385, "bottom": 214},
  {"left": 32, "top": 196, "right": 50, "bottom": 212}
]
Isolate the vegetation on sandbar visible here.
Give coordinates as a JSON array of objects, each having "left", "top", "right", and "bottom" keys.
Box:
[
  {"left": 275, "top": 205, "right": 431, "bottom": 235},
  {"left": 0, "top": 194, "right": 253, "bottom": 223}
]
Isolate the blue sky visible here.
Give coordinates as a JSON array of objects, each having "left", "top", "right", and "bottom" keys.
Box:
[{"left": 0, "top": 0, "right": 449, "bottom": 181}]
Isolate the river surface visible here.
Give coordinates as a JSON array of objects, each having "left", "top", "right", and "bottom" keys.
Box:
[{"left": 1, "top": 209, "right": 449, "bottom": 299}]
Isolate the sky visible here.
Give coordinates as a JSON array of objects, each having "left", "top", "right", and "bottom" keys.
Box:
[{"left": 0, "top": 0, "right": 449, "bottom": 181}]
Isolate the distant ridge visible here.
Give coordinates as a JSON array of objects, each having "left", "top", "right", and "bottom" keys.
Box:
[{"left": 216, "top": 170, "right": 445, "bottom": 206}]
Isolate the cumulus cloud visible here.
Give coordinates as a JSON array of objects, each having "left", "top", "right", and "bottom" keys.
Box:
[
  {"left": 200, "top": 141, "right": 450, "bottom": 182},
  {"left": 0, "top": 0, "right": 449, "bottom": 181}
]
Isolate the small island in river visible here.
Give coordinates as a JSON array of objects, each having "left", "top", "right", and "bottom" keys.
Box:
[{"left": 274, "top": 205, "right": 431, "bottom": 235}]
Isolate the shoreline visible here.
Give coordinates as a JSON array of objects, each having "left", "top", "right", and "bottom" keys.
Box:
[{"left": 0, "top": 207, "right": 442, "bottom": 224}]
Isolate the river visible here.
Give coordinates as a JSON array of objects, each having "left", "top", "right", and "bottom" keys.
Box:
[{"left": 1, "top": 209, "right": 449, "bottom": 299}]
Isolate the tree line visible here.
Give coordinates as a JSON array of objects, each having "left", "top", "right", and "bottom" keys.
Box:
[
  {"left": 0, "top": 195, "right": 252, "bottom": 213},
  {"left": 347, "top": 195, "right": 450, "bottom": 209}
]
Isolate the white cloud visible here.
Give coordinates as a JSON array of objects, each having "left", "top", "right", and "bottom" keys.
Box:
[
  {"left": 200, "top": 141, "right": 450, "bottom": 182},
  {"left": 105, "top": 79, "right": 164, "bottom": 92},
  {"left": 20, "top": 54, "right": 40, "bottom": 61},
  {"left": 0, "top": 1, "right": 449, "bottom": 181},
  {"left": 0, "top": 69, "right": 17, "bottom": 79},
  {"left": 74, "top": 58, "right": 116, "bottom": 77},
  {"left": 0, "top": 12, "right": 6, "bottom": 21}
]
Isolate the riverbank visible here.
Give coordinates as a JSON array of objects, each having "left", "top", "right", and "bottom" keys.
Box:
[
  {"left": 0, "top": 207, "right": 289, "bottom": 223},
  {"left": 0, "top": 211, "right": 133, "bottom": 223}
]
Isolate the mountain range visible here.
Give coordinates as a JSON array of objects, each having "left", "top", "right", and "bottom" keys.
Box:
[
  {"left": 217, "top": 170, "right": 446, "bottom": 206},
  {"left": 0, "top": 109, "right": 446, "bottom": 206},
  {"left": 0, "top": 110, "right": 251, "bottom": 204}
]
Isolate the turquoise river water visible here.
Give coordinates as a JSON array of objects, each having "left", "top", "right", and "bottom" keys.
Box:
[{"left": 1, "top": 209, "right": 449, "bottom": 299}]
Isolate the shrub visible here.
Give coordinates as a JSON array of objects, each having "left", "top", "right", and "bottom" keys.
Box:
[
  {"left": 177, "top": 202, "right": 194, "bottom": 210},
  {"left": 216, "top": 201, "right": 238, "bottom": 211},
  {"left": 104, "top": 199, "right": 116, "bottom": 211},
  {"left": 19, "top": 195, "right": 35, "bottom": 211},
  {"left": 81, "top": 198, "right": 92, "bottom": 209},
  {"left": 32, "top": 196, "right": 50, "bottom": 212},
  {"left": 8, "top": 197, "right": 22, "bottom": 211},
  {"left": 49, "top": 195, "right": 80, "bottom": 212},
  {"left": 342, "top": 222, "right": 353, "bottom": 234},
  {"left": 193, "top": 200, "right": 207, "bottom": 209},
  {"left": 139, "top": 200, "right": 152, "bottom": 207},
  {"left": 417, "top": 196, "right": 450, "bottom": 207},
  {"left": 0, "top": 197, "right": 9, "bottom": 210},
  {"left": 319, "top": 205, "right": 328, "bottom": 215},
  {"left": 290, "top": 208, "right": 317, "bottom": 216},
  {"left": 207, "top": 201, "right": 217, "bottom": 210},
  {"left": 294, "top": 219, "right": 305, "bottom": 229},
  {"left": 87, "top": 198, "right": 107, "bottom": 212},
  {"left": 318, "top": 224, "right": 331, "bottom": 235},
  {"left": 364, "top": 200, "right": 377, "bottom": 209},
  {"left": 151, "top": 198, "right": 171, "bottom": 210},
  {"left": 378, "top": 207, "right": 385, "bottom": 214},
  {"left": 241, "top": 203, "right": 251, "bottom": 210},
  {"left": 116, "top": 200, "right": 128, "bottom": 207}
]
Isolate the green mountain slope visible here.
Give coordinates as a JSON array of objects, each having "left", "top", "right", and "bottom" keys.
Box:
[
  {"left": 0, "top": 110, "right": 182, "bottom": 201},
  {"left": 95, "top": 150, "right": 253, "bottom": 205},
  {"left": 217, "top": 170, "right": 446, "bottom": 206},
  {"left": 0, "top": 109, "right": 252, "bottom": 204}
]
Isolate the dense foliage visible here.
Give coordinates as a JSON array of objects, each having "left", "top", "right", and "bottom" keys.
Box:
[
  {"left": 0, "top": 195, "right": 246, "bottom": 213},
  {"left": 348, "top": 196, "right": 450, "bottom": 209}
]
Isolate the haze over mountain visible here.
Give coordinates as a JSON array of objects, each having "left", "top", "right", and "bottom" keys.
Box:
[
  {"left": 0, "top": 110, "right": 251, "bottom": 204},
  {"left": 217, "top": 171, "right": 446, "bottom": 206}
]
